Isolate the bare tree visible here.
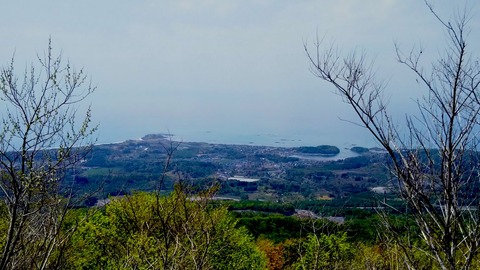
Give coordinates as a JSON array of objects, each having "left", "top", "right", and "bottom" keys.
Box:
[
  {"left": 305, "top": 2, "right": 480, "bottom": 270},
  {"left": 0, "top": 40, "right": 96, "bottom": 269}
]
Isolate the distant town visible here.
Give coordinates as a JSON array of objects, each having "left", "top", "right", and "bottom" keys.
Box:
[{"left": 72, "top": 134, "right": 390, "bottom": 206}]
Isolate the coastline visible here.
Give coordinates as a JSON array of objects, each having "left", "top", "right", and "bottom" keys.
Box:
[{"left": 91, "top": 129, "right": 378, "bottom": 166}]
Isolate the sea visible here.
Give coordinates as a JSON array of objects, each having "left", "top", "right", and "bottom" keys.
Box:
[
  {"left": 97, "top": 129, "right": 375, "bottom": 161},
  {"left": 166, "top": 130, "right": 369, "bottom": 161},
  {"left": 166, "top": 129, "right": 371, "bottom": 152}
]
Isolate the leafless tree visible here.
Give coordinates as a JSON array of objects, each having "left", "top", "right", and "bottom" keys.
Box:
[
  {"left": 305, "top": 2, "right": 480, "bottom": 270},
  {"left": 0, "top": 40, "right": 96, "bottom": 269}
]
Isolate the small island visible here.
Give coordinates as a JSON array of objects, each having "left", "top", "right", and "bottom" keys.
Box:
[{"left": 295, "top": 145, "right": 340, "bottom": 156}]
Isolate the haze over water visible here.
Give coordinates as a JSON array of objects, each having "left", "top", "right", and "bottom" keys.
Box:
[{"left": 168, "top": 128, "right": 373, "bottom": 148}]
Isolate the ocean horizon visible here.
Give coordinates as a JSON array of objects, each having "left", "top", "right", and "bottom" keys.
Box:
[
  {"left": 97, "top": 127, "right": 376, "bottom": 149},
  {"left": 166, "top": 130, "right": 373, "bottom": 149}
]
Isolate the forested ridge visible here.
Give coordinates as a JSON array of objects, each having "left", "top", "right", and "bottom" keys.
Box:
[{"left": 0, "top": 184, "right": 459, "bottom": 269}]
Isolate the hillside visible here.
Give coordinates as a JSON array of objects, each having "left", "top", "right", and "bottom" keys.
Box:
[{"left": 70, "top": 134, "right": 390, "bottom": 205}]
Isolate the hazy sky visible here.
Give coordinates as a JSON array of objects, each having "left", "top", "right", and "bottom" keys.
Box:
[{"left": 1, "top": 1, "right": 478, "bottom": 147}]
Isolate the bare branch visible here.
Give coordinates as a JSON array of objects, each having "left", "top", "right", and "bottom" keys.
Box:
[{"left": 307, "top": 2, "right": 480, "bottom": 269}]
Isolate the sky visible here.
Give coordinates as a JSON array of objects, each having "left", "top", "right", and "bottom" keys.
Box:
[{"left": 0, "top": 1, "right": 479, "bottom": 147}]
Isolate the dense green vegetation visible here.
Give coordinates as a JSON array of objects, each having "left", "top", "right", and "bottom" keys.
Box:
[
  {"left": 65, "top": 186, "right": 266, "bottom": 269},
  {"left": 4, "top": 184, "right": 472, "bottom": 269}
]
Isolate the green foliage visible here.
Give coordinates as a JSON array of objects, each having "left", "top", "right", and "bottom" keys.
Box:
[
  {"left": 208, "top": 226, "right": 266, "bottom": 270},
  {"left": 66, "top": 187, "right": 266, "bottom": 269},
  {"left": 344, "top": 215, "right": 380, "bottom": 244},
  {"left": 236, "top": 215, "right": 304, "bottom": 243},
  {"left": 295, "top": 232, "right": 353, "bottom": 270},
  {"left": 67, "top": 210, "right": 116, "bottom": 269},
  {"left": 0, "top": 203, "right": 7, "bottom": 251}
]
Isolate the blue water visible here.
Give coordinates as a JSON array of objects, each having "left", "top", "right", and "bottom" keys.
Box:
[{"left": 169, "top": 130, "right": 368, "bottom": 149}]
